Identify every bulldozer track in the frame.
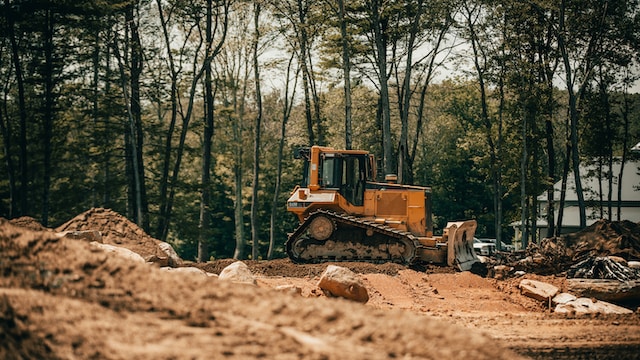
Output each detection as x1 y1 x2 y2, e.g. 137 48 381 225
286 209 422 265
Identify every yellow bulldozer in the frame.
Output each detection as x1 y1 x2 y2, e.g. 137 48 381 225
285 146 479 271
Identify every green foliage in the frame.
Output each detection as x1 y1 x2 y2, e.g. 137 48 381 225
414 82 495 234
0 0 638 255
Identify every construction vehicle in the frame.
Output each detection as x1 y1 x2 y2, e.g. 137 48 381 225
285 146 479 271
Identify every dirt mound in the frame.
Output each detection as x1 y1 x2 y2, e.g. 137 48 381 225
9 216 50 232
0 218 522 360
565 220 640 261
56 207 167 261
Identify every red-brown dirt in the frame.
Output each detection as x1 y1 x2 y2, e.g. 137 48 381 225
2 209 640 360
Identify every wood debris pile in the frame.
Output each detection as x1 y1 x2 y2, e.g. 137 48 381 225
520 219 640 275
567 257 640 281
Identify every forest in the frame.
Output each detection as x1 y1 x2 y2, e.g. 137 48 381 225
0 0 639 261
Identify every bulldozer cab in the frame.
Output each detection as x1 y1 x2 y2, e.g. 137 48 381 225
318 152 371 206
294 146 374 207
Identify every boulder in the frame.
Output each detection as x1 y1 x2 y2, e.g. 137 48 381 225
145 255 170 267
57 230 103 243
317 265 369 303
157 241 183 267
90 241 146 263
554 297 633 315
160 266 208 278
218 261 257 285
552 292 577 306
519 279 559 302
275 285 303 295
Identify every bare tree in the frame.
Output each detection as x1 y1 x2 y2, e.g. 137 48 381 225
112 8 146 231
268 0 324 146
460 1 504 247
155 0 230 243
198 0 225 262
268 53 299 259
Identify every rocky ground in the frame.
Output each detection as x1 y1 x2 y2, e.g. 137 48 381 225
2 208 640 359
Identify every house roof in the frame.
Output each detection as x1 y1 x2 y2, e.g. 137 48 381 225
537 159 640 203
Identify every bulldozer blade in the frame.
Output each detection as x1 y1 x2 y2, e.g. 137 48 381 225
445 220 478 271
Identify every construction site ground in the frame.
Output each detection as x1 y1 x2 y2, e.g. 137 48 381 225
2 209 640 359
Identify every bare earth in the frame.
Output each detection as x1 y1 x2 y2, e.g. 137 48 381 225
2 209 639 360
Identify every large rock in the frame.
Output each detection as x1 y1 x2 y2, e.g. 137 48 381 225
519 279 559 302
157 241 183 267
218 261 257 285
552 292 577 306
554 297 633 315
317 265 369 303
90 242 146 263
160 266 208 278
57 230 103 243
145 254 170 267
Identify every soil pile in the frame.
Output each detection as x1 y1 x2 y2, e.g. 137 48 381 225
9 216 51 232
0 217 521 360
55 207 167 260
564 220 640 261
2 210 640 359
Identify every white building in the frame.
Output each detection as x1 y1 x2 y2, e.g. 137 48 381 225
512 158 640 248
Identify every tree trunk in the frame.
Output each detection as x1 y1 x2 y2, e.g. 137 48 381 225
112 30 144 231
155 0 180 241
125 3 147 230
558 0 586 228
158 0 230 242
103 39 113 207
0 91 17 218
397 0 423 184
545 114 556 238
598 71 613 220
542 34 557 238
556 136 571 237
41 8 54 227
465 3 501 247
91 27 100 207
233 67 248 260
410 22 449 187
7 0 28 216
269 54 298 259
495 41 506 246
233 99 245 259
198 0 215 263
338 0 352 150
296 0 315 146
617 71 632 221
250 1 262 261
371 0 393 176
307 54 324 146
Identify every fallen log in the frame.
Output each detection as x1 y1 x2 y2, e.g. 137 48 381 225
567 256 640 281
567 278 640 303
